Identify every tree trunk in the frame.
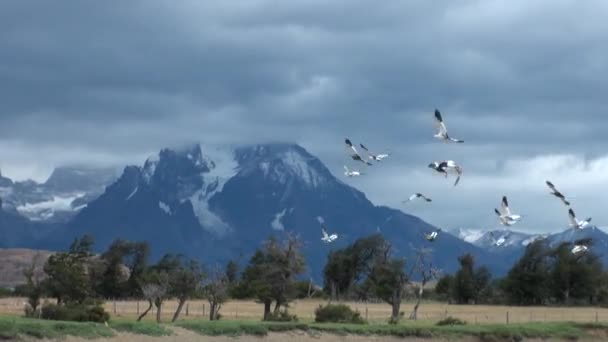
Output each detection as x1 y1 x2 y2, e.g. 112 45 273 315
209 302 222 321
171 298 186 323
410 283 425 320
274 300 281 313
391 301 401 322
330 281 337 303
390 289 401 323
137 299 153 322
263 301 271 321
155 299 162 323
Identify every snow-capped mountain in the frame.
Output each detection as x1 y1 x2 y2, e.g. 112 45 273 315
0 167 118 222
53 143 504 279
448 225 608 267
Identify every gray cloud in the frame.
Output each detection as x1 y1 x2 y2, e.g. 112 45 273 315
1 0 607 232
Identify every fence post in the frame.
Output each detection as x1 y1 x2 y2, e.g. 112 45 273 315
596 311 599 323
113 300 116 314
202 304 206 318
186 303 189 316
137 301 140 315
506 311 509 324
365 307 368 321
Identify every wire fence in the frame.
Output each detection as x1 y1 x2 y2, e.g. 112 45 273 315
2 298 608 324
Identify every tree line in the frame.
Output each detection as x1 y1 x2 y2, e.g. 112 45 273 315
15 233 608 325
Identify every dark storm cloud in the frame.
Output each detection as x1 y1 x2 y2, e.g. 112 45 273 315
1 0 608 231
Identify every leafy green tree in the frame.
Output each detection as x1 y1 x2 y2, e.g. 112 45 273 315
323 234 387 300
42 236 94 305
169 258 205 322
550 240 602 305
452 254 475 304
368 257 408 323
502 240 551 305
241 235 306 320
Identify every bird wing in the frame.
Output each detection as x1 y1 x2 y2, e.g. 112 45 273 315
359 144 369 152
448 136 464 143
321 228 329 239
501 196 511 216
494 208 502 217
344 165 349 173
345 139 359 154
408 194 418 202
419 193 432 202
568 208 578 227
434 110 448 135
546 180 556 192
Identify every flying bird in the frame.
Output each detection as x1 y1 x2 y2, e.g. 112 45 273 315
494 196 521 226
546 181 571 206
568 208 591 230
428 160 463 186
318 217 338 243
433 109 464 143
343 165 362 177
425 228 441 242
571 244 588 256
321 229 338 243
359 144 390 162
404 193 432 203
345 139 372 166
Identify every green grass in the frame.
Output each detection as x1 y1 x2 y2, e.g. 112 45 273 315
175 319 602 340
109 319 172 336
0 315 114 340
1 314 607 341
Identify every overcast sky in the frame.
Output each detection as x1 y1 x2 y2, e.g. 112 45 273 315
1 0 607 233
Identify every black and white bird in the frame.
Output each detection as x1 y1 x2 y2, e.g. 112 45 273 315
494 196 521 226
359 144 390 162
433 109 464 143
428 160 463 186
343 165 362 177
425 228 441 242
345 139 372 166
568 208 591 230
546 181 571 206
571 244 589 256
318 217 338 243
404 193 432 203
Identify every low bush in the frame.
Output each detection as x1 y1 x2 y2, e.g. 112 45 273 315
41 303 110 323
314 304 365 324
265 310 298 322
436 316 467 326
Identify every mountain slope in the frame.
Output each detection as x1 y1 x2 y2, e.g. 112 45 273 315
58 143 503 279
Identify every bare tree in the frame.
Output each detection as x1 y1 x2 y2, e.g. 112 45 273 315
408 248 441 320
203 265 229 321
137 272 169 323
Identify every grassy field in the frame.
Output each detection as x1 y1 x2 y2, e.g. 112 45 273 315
3 297 607 325
3 315 608 341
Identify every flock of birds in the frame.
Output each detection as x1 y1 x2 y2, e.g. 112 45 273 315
318 110 594 256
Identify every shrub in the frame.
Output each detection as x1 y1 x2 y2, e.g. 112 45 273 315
265 310 298 322
41 303 110 323
314 304 365 324
0 287 13 298
436 316 467 326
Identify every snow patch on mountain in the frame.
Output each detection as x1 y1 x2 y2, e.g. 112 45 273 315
449 228 485 243
280 150 325 188
159 201 172 215
271 209 288 231
142 154 159 183
17 194 84 221
126 187 138 201
189 145 238 236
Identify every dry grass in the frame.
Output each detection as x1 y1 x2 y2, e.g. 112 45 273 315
2 297 608 324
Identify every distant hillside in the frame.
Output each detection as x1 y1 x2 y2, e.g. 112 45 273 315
0 248 54 288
